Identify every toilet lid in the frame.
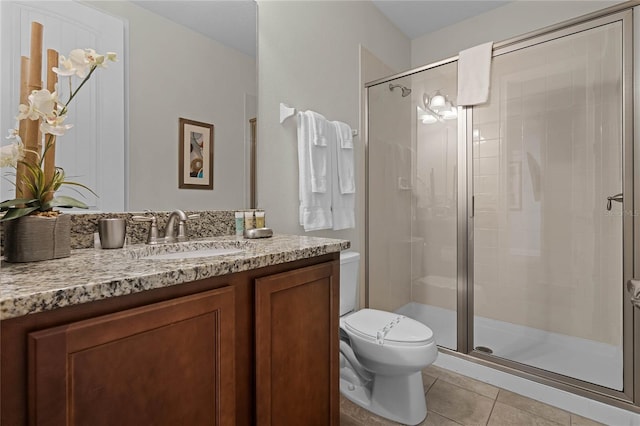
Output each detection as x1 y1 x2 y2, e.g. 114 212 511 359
342 309 434 346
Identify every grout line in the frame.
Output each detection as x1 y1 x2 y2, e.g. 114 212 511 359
486 396 499 426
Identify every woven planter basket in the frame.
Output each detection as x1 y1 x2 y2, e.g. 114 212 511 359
3 214 71 262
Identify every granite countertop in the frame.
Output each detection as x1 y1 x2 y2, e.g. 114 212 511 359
1 234 350 320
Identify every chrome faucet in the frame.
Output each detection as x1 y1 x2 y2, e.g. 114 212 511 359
132 210 200 244
165 209 189 242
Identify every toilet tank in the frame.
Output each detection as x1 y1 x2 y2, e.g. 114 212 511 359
340 251 360 316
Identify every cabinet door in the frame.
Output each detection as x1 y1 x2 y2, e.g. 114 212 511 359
255 261 339 425
28 286 235 426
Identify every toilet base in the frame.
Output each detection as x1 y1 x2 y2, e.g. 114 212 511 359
340 367 427 426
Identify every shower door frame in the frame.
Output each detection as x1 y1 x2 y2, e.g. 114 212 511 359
365 2 639 412
463 8 635 408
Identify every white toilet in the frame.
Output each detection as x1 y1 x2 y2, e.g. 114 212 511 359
339 251 437 425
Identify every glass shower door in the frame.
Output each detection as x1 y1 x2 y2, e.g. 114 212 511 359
368 61 459 351
471 15 628 391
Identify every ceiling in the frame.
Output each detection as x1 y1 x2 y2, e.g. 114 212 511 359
132 1 511 58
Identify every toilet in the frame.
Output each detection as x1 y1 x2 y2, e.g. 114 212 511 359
339 251 437 426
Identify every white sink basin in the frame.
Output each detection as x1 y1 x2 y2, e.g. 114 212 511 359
141 247 244 260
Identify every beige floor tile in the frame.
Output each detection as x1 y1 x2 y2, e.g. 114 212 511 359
419 411 464 426
427 379 495 426
428 365 499 399
488 402 565 426
424 365 443 378
340 395 372 423
340 394 376 424
496 390 570 425
340 394 404 425
423 372 438 393
570 414 606 426
340 412 363 426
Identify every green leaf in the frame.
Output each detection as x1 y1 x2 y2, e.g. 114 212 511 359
41 195 89 210
0 198 38 209
0 207 40 221
62 180 98 197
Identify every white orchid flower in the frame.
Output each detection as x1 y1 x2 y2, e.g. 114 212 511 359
53 48 90 78
84 48 104 67
16 103 39 121
28 89 58 119
0 140 25 168
106 52 118 62
6 125 20 141
41 113 73 136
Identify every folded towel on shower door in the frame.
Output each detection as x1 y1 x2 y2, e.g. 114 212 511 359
297 111 332 231
306 110 330 193
457 41 494 106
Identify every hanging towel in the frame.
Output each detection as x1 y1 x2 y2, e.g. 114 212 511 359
307 110 329 147
335 120 353 149
306 111 329 193
297 111 332 231
457 41 493 106
332 121 355 230
333 121 355 194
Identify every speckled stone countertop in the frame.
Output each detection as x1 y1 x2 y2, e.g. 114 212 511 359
1 234 350 320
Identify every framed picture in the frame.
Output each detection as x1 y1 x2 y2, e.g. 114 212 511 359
179 118 214 190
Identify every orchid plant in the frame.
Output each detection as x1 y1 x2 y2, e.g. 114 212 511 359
0 48 117 221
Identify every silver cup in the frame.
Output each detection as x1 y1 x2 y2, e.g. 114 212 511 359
98 218 126 249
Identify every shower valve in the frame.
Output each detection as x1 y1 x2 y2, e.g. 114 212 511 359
606 192 623 211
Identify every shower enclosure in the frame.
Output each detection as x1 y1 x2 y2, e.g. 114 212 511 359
366 6 637 409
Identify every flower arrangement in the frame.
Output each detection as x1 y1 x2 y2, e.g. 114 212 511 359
0 28 116 222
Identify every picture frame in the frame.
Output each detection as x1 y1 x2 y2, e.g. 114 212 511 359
179 118 214 190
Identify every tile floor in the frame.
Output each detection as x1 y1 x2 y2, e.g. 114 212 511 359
340 365 605 426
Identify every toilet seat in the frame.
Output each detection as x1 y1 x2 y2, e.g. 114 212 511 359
342 309 434 347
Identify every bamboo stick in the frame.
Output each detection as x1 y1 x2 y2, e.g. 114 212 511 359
43 49 58 203
15 56 30 198
21 22 44 200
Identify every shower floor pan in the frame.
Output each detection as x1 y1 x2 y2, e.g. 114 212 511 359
396 302 623 391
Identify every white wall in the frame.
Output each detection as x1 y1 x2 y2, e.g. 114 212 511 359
411 1 623 68
257 0 410 256
88 1 256 211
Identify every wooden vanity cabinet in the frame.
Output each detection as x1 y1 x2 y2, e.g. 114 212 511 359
1 253 339 426
28 286 236 426
255 261 340 426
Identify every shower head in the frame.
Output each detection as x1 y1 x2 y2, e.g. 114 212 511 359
389 83 411 97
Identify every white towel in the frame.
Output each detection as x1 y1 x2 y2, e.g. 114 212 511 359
297 111 332 231
457 41 493 106
335 120 353 148
333 121 355 194
332 121 355 230
306 111 329 193
307 110 328 146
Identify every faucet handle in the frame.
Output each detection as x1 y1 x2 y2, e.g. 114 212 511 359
173 214 199 242
132 215 159 244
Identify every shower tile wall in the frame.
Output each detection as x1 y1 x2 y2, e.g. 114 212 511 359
472 23 623 348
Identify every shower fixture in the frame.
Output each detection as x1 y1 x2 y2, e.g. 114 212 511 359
389 83 412 97
418 90 457 124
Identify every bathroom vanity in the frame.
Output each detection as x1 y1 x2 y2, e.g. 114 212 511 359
0 234 348 425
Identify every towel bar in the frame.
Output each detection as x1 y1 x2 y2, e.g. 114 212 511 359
279 102 358 137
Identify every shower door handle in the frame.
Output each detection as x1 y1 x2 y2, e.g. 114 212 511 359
627 280 640 308
606 193 623 211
